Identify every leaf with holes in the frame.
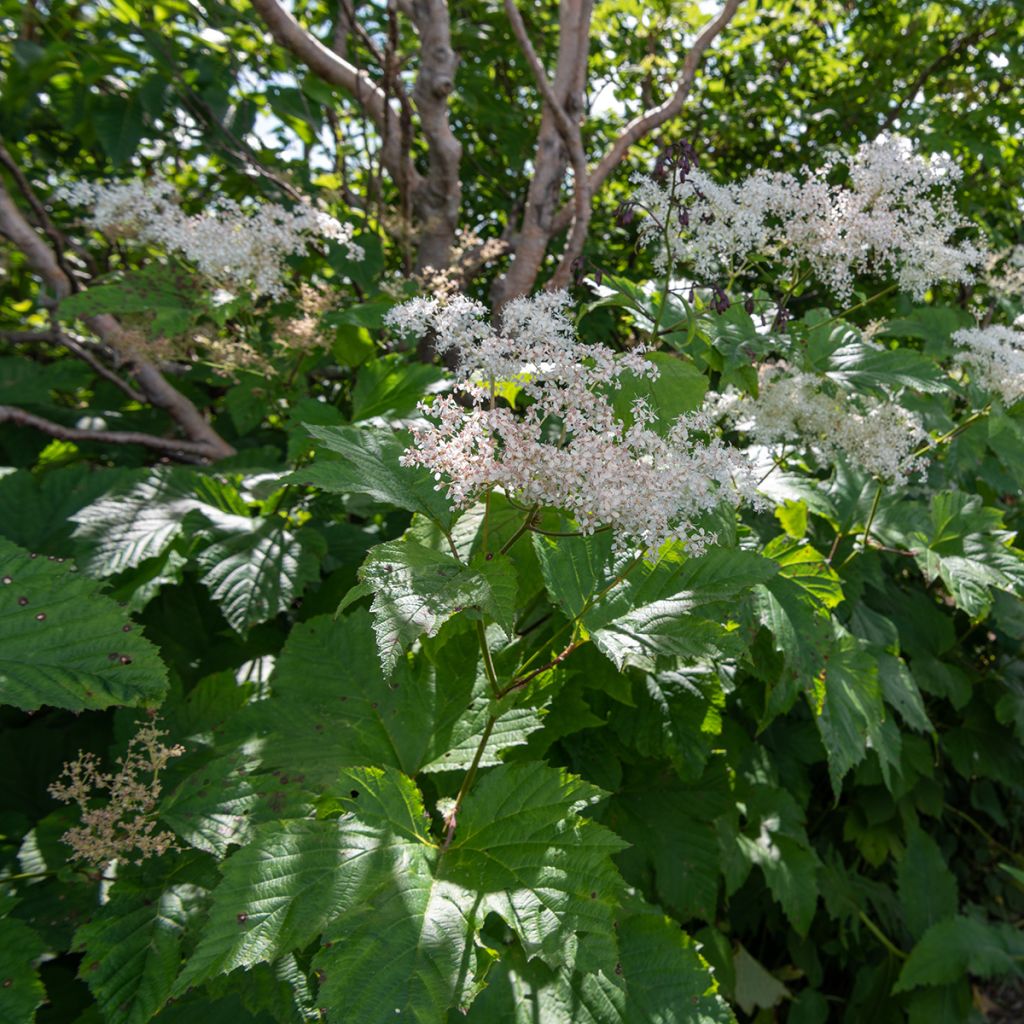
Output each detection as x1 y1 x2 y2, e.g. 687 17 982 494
0 536 167 711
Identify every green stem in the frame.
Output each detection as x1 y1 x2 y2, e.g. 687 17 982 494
3 870 54 882
858 910 907 960
499 504 539 556
944 803 1024 866
913 406 991 458
840 482 882 568
475 620 501 698
442 715 495 850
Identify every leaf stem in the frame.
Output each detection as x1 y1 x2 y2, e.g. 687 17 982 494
442 715 495 850
475 620 501 698
858 910 907 960
840 482 882 568
913 405 991 459
499 504 539 555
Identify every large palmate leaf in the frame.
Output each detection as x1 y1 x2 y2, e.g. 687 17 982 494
824 339 947 395
894 915 1024 993
345 539 517 673
464 909 734 1024
351 355 447 422
194 519 323 633
877 491 1024 618
177 763 627 1023
815 625 900 795
0 536 167 711
70 468 245 577
610 352 708 431
293 424 456 529
243 612 540 787
75 883 205 1024
0 918 46 1024
534 533 776 670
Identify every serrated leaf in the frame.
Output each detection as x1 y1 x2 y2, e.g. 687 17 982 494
0 536 168 711
464 909 734 1024
70 468 241 578
825 340 946 395
351 355 447 422
897 825 958 942
534 534 775 670
815 625 899 796
291 425 455 529
351 539 517 673
733 944 790 1016
894 915 1024 992
0 918 46 1024
249 612 540 784
610 352 708 433
75 884 203 1024
194 520 323 633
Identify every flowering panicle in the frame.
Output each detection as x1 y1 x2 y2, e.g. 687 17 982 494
48 720 184 869
953 324 1024 406
58 179 363 298
630 134 981 300
386 291 758 554
714 369 928 485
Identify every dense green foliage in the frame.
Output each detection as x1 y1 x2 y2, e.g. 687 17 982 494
1 2 1023 1022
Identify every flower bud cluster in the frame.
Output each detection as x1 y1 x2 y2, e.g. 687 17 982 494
631 135 981 300
386 291 758 554
953 324 1024 406
48 720 184 869
713 369 928 485
58 179 363 298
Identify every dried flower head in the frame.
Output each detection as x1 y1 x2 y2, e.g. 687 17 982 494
48 720 185 869
58 179 363 299
631 134 982 300
386 291 759 554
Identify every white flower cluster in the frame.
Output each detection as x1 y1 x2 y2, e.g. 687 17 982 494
386 291 759 554
715 370 928 485
632 134 981 300
58 179 363 298
953 324 1024 406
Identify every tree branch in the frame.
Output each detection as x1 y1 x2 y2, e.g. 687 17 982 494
550 0 740 238
503 0 591 290
249 0 420 194
1 327 146 403
0 180 235 460
491 0 594 309
0 405 214 462
404 0 463 272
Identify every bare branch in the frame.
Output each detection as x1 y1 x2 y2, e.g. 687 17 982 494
0 180 235 459
503 0 591 290
249 0 420 192
491 0 594 309
2 326 146 403
0 405 214 463
404 0 463 271
550 0 741 237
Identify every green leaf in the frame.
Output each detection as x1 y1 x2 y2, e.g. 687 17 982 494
349 539 517 674
249 612 540 785
0 918 46 1024
194 520 323 633
534 534 775 670
815 625 899 795
464 909 734 1024
894 915 1024 992
181 764 628 1023
70 468 232 578
897 825 958 942
351 355 447 422
824 340 947 395
0 536 168 711
732 944 790 1016
59 265 202 337
292 425 456 530
610 352 708 432
75 883 203 1024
